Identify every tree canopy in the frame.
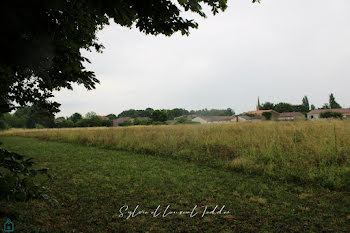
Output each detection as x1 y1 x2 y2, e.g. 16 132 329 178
329 93 341 109
1 0 230 115
260 97 310 114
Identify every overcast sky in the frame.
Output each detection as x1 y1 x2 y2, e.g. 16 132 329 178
54 0 350 117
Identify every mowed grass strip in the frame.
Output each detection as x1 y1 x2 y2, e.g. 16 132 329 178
0 137 349 232
1 120 350 190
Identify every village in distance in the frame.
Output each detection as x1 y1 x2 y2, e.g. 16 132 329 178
1 93 348 130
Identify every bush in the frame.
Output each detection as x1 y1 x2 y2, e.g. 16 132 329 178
0 143 55 202
133 118 150 126
0 120 8 130
101 119 112 127
246 113 257 117
35 123 45 129
262 112 272 120
320 111 343 119
119 120 133 126
151 110 168 122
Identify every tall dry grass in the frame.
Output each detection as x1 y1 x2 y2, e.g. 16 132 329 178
1 120 350 190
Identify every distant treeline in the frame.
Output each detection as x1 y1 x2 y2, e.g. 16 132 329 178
0 106 112 130
259 94 342 114
0 106 234 129
0 105 56 130
118 108 234 119
0 94 342 130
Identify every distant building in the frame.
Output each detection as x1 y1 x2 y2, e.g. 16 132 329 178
97 115 109 120
54 119 64 124
277 112 305 121
245 110 280 120
174 115 197 121
307 108 350 120
236 115 263 122
192 116 235 124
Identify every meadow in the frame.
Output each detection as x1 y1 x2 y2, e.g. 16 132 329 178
1 120 350 232
0 136 349 232
1 120 350 191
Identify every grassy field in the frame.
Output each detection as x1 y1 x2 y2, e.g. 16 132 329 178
0 136 349 232
1 120 350 191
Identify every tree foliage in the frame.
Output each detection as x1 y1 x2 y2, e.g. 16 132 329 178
260 102 274 110
320 111 343 119
321 103 330 109
151 110 168 122
106 114 117 120
118 109 154 118
260 96 310 113
0 143 55 202
329 93 341 109
262 112 272 120
189 108 235 116
302 96 310 111
68 113 83 123
1 0 228 114
118 108 235 120
0 104 55 129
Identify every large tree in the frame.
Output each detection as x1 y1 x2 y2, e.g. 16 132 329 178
260 102 275 110
0 0 233 114
329 93 341 109
302 96 310 112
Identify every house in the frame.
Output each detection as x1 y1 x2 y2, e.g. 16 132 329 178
245 110 280 119
192 116 235 124
113 117 133 126
174 115 197 121
236 115 263 122
277 112 305 121
97 115 109 120
307 108 350 120
54 119 64 124
236 115 251 122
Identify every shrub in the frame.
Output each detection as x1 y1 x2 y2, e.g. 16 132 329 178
119 120 133 126
320 111 343 119
262 112 272 120
0 143 55 202
35 123 45 129
0 120 8 130
246 114 257 117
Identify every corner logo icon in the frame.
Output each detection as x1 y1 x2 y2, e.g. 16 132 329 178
3 219 14 232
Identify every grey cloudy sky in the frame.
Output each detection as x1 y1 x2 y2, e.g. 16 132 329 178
54 0 350 117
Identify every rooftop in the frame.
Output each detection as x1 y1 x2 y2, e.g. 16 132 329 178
279 112 305 117
308 108 350 114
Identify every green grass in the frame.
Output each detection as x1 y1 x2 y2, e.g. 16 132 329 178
1 120 350 191
1 136 349 232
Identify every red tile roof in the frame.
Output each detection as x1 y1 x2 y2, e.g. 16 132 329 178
246 110 279 115
97 115 109 120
